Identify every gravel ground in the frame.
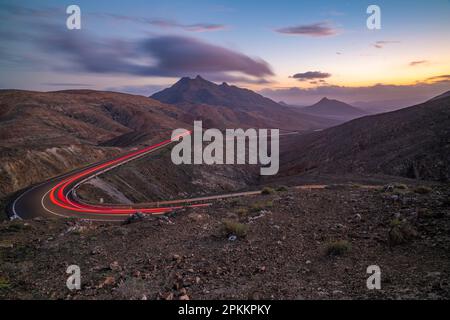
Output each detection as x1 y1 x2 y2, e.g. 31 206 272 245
0 184 449 300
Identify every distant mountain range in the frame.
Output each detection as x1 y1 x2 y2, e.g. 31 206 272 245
278 91 450 182
151 75 338 130
299 97 368 121
2 80 448 200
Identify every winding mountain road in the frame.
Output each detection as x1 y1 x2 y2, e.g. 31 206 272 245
7 130 213 222
7 129 328 222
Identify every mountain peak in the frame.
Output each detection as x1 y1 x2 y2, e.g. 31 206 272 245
171 75 214 91
151 75 283 110
302 97 367 120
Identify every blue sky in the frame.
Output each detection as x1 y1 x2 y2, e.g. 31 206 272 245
0 0 449 105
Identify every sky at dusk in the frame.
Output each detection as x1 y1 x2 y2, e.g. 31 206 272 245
0 0 449 106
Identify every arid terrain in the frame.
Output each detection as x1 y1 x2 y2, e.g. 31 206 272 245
0 82 449 300
1 183 449 299
0 89 186 199
1 0 449 305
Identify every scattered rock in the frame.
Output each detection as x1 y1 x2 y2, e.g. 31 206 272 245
133 270 141 278
188 213 206 222
109 261 121 271
99 276 116 288
123 212 145 225
0 241 13 249
161 292 174 300
172 254 182 262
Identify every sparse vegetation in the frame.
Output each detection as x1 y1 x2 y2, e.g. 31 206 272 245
413 186 432 194
390 218 402 227
235 208 248 217
275 185 288 192
393 183 408 190
261 187 275 195
0 240 13 249
263 200 273 207
222 219 248 237
0 276 11 291
250 200 273 212
389 226 405 245
325 240 351 256
388 219 418 246
2 221 32 233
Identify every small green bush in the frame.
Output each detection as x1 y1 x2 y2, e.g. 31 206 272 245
276 186 289 192
390 218 402 227
388 220 418 246
261 187 275 195
389 227 405 245
0 277 11 291
222 219 248 237
325 240 351 256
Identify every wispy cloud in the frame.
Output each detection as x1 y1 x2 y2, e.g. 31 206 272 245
426 74 450 83
94 13 227 32
291 71 331 81
1 4 227 33
373 40 400 49
275 22 339 37
409 60 428 66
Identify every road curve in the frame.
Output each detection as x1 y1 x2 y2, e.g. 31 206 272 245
7 129 331 222
7 130 211 222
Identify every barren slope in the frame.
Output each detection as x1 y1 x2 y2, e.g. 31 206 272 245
0 90 187 198
278 95 450 182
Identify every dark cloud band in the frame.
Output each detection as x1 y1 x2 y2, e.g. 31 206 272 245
38 29 273 81
291 71 331 81
275 22 338 37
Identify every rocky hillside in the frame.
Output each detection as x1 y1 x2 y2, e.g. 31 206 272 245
0 90 187 198
278 94 450 182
